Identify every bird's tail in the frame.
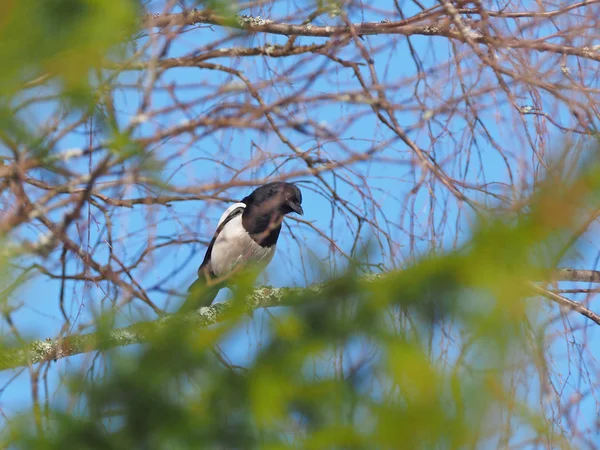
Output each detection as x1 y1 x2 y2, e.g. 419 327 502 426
177 278 220 314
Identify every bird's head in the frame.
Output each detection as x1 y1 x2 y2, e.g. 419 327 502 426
243 182 304 216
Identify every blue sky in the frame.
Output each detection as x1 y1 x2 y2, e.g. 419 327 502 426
1 0 598 446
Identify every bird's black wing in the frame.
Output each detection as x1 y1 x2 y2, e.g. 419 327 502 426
179 206 245 313
197 205 245 278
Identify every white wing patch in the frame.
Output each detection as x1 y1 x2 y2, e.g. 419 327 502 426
217 202 246 228
210 208 276 278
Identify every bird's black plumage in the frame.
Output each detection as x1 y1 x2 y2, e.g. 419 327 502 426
241 181 303 246
179 182 303 313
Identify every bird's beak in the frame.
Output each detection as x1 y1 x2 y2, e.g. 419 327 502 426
287 201 304 215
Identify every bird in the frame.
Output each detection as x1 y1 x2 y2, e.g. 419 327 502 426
179 181 304 313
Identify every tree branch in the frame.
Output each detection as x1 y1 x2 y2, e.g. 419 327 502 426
0 285 304 372
143 10 600 63
554 268 600 284
3 268 600 372
529 283 600 326
143 10 447 37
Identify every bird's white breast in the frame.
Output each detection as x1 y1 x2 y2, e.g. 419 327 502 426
210 212 276 278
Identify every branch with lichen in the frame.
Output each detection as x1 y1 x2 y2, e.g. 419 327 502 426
143 9 451 38
142 9 600 63
1 268 599 372
0 285 306 372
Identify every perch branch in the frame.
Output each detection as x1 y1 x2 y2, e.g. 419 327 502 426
1 268 599 372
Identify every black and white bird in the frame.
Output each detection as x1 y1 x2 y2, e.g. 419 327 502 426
179 181 304 313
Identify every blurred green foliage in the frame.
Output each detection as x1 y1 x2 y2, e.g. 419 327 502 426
1 0 599 448
10 148 600 448
0 0 138 96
